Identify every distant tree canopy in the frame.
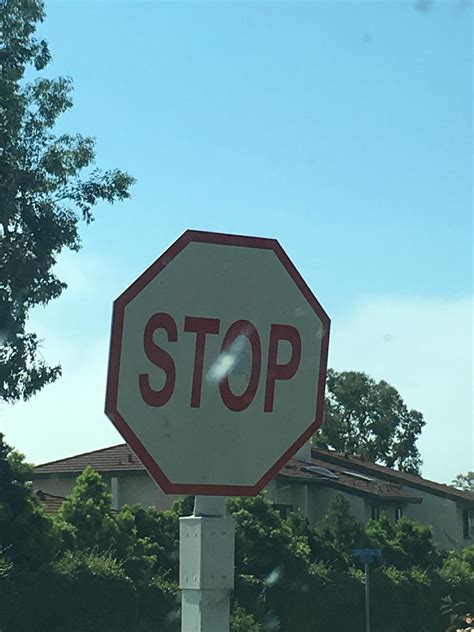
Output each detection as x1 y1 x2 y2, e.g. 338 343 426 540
0 0 134 403
452 472 474 493
314 369 425 474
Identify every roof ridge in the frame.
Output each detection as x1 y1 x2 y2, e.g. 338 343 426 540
312 447 474 501
35 443 128 468
36 489 67 501
283 460 422 502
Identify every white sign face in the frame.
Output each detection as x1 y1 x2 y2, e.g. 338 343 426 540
105 231 330 496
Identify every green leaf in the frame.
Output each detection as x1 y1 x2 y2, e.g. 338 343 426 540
0 0 134 403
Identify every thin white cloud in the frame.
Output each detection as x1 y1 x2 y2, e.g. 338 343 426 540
1 250 123 464
1 335 120 465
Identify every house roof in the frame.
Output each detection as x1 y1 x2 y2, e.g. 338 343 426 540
312 447 474 505
281 456 422 503
35 490 66 514
34 443 145 476
34 443 473 505
35 489 119 515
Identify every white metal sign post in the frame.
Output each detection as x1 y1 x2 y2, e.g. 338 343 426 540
180 496 234 631
105 230 330 631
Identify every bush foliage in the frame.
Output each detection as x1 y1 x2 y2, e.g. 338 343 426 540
0 434 473 631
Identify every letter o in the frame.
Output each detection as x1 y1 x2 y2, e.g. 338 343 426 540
219 320 261 412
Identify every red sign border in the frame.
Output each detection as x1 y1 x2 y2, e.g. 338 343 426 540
105 229 330 496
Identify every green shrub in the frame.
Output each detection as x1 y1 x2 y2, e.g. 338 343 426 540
0 552 136 632
231 605 262 632
134 575 180 632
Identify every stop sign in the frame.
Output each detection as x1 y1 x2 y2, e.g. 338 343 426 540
105 230 330 496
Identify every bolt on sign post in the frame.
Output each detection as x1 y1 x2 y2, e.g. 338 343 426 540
105 230 330 631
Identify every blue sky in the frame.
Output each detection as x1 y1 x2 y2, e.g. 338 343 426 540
3 0 472 483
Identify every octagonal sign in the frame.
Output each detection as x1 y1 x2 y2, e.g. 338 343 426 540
105 230 330 496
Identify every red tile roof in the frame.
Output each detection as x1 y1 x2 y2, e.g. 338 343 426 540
36 490 66 514
34 444 145 476
35 489 119 515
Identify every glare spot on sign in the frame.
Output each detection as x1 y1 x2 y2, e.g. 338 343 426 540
165 608 180 623
264 565 283 586
207 352 236 382
263 611 281 631
207 335 247 383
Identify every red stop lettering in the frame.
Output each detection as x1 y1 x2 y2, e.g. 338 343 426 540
219 320 262 412
139 313 177 407
264 324 301 413
138 314 302 412
184 316 220 408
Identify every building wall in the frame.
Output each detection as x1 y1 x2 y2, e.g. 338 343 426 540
33 477 77 499
263 478 278 502
403 488 464 549
266 479 465 550
291 484 309 515
270 478 292 505
264 481 371 526
118 474 178 510
307 486 369 525
33 473 178 512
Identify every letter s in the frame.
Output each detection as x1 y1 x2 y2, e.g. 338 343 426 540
139 313 177 407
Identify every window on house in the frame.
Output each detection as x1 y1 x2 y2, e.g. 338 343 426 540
303 466 339 480
463 510 474 539
274 503 293 520
342 470 375 482
371 505 380 520
395 506 403 522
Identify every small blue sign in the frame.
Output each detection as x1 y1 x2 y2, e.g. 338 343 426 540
352 549 382 557
352 548 382 564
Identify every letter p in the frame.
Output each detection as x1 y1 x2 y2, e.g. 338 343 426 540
264 324 302 413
